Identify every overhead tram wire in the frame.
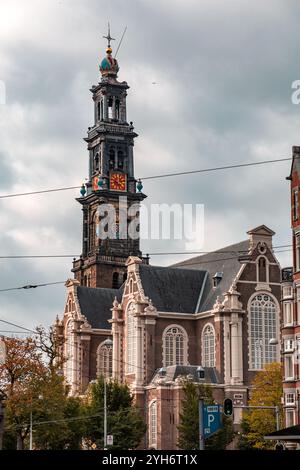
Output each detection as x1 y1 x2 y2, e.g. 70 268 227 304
0 281 65 292
0 156 294 200
0 243 293 260
0 247 293 293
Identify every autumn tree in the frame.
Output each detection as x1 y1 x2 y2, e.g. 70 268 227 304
83 377 146 450
0 336 45 449
238 362 283 450
1 331 83 450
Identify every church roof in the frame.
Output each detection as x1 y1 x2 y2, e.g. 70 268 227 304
74 239 250 327
173 239 249 312
76 286 122 329
139 264 207 313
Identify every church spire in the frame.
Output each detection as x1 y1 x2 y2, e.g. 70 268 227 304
100 23 119 78
103 22 115 48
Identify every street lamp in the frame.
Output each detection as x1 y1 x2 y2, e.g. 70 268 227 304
102 338 113 450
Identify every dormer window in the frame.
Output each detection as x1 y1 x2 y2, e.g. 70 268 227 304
213 272 223 287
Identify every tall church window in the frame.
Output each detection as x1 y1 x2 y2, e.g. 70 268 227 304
126 303 136 373
149 401 157 448
163 325 188 367
97 340 113 378
249 294 278 370
97 102 101 121
108 97 113 119
115 99 120 120
65 321 73 385
202 324 215 367
89 211 97 252
258 257 267 283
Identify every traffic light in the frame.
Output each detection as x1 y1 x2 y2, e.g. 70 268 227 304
223 398 233 417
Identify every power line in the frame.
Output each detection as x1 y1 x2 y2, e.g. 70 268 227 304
0 247 292 293
0 185 80 200
0 244 292 260
0 281 65 292
0 318 36 334
140 157 293 181
0 156 293 200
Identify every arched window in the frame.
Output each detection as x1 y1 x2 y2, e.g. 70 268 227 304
89 211 97 252
117 150 124 170
108 97 113 119
109 147 115 169
149 401 157 448
94 152 99 172
65 321 73 385
202 324 215 367
258 256 268 283
126 303 136 373
97 340 113 378
249 294 278 369
112 272 119 289
163 325 188 367
115 98 120 120
97 102 101 121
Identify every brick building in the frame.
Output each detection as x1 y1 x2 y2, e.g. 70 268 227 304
55 35 282 448
281 146 300 428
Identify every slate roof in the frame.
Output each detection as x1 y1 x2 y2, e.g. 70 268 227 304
74 239 249 328
151 365 220 384
173 240 249 312
77 286 122 329
139 264 207 313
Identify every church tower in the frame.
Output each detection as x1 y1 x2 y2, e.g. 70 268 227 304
72 28 148 289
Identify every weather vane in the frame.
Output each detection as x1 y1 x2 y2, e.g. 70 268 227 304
103 22 115 48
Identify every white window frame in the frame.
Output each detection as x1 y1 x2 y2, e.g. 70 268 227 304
284 339 294 352
283 302 293 326
202 323 215 367
285 408 295 427
296 287 300 325
65 320 74 385
285 393 295 405
248 293 279 370
97 341 113 378
282 286 293 299
162 325 188 367
126 303 136 374
149 400 157 448
284 355 294 380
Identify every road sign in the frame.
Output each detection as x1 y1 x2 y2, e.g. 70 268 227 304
107 435 113 446
203 405 222 438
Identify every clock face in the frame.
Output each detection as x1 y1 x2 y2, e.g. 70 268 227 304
110 172 126 191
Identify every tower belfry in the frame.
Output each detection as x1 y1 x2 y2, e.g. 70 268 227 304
72 28 148 289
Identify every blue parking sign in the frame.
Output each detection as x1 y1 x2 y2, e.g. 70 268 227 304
203 405 222 438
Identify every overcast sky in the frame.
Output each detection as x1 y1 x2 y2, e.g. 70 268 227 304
0 0 299 330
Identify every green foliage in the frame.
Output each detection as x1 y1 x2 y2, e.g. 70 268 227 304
83 377 146 450
177 380 234 450
237 363 283 450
